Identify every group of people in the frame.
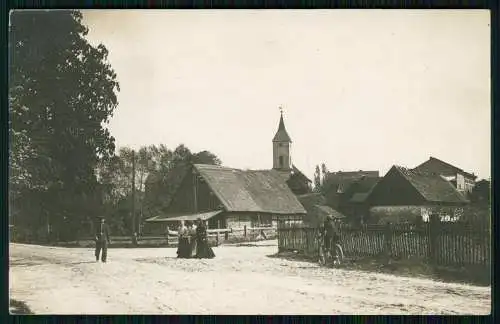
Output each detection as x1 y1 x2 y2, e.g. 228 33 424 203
176 218 215 259
93 217 215 262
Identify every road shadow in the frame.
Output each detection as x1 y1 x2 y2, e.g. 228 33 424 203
10 259 98 267
10 299 33 314
267 252 491 287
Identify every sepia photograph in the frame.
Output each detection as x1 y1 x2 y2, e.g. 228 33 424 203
8 9 491 315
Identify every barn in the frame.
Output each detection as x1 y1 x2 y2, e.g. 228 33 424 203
145 164 306 232
365 165 469 224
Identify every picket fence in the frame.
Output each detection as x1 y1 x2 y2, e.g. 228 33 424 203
277 222 491 267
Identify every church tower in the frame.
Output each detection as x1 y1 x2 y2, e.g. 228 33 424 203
272 108 292 171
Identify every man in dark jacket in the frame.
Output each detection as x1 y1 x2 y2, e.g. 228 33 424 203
322 215 339 254
95 217 111 262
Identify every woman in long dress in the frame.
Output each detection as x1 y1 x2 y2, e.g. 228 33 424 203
187 221 197 258
176 220 190 258
195 219 215 259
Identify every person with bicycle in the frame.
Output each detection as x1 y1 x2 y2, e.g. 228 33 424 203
321 215 341 264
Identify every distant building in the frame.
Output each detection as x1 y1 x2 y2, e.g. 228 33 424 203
365 165 469 224
321 170 380 223
297 192 345 227
413 156 477 194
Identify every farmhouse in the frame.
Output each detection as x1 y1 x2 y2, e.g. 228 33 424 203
145 111 309 231
365 165 469 224
146 164 306 230
413 156 477 194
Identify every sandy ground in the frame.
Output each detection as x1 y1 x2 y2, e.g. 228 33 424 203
9 241 491 315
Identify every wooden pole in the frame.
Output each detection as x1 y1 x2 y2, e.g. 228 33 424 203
132 150 137 245
193 170 198 213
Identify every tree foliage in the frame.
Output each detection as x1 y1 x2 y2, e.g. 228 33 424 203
313 165 321 192
96 144 222 236
9 10 119 241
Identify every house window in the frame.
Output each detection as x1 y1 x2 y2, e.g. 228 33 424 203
337 183 344 193
279 156 284 168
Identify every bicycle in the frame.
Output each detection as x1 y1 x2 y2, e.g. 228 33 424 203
318 234 344 267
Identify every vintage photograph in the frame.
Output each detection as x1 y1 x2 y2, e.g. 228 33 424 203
9 9 491 315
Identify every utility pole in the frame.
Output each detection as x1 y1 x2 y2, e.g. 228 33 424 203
132 150 137 245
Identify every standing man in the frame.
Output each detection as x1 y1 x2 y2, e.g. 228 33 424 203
95 217 111 262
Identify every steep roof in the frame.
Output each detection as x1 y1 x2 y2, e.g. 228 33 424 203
297 192 327 207
323 170 380 194
314 205 346 219
393 165 469 204
414 156 476 179
350 192 371 203
292 165 312 183
193 164 306 214
272 113 292 142
297 193 345 225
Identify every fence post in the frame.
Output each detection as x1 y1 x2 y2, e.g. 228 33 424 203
225 229 229 241
244 225 247 237
216 232 219 246
428 214 440 265
384 222 393 262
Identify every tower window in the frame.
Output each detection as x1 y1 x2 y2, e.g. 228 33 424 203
279 156 284 168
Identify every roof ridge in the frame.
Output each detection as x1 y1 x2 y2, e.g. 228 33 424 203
430 156 464 172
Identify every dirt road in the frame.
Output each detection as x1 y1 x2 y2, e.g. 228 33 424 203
9 242 490 315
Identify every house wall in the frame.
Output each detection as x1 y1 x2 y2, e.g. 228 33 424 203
464 177 475 193
456 173 466 193
273 142 291 170
225 212 274 230
166 167 222 214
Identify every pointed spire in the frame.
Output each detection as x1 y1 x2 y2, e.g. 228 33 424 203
273 106 292 142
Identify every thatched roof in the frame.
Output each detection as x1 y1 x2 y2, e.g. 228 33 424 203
393 166 469 204
194 164 306 214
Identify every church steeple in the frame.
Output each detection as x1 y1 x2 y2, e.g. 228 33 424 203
272 107 292 171
273 107 292 143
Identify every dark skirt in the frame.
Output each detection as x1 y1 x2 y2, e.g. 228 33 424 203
189 235 197 258
177 237 191 258
195 238 215 259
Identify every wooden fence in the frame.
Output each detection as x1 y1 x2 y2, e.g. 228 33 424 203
277 222 491 267
79 225 277 248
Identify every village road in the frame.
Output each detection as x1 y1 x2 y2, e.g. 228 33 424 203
9 241 490 315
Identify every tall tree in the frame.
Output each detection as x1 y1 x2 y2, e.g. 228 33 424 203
313 165 321 192
9 10 119 241
321 163 329 185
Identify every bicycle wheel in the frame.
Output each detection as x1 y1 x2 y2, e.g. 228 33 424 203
334 244 344 265
318 244 326 265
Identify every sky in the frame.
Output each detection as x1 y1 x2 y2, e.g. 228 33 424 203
82 10 491 181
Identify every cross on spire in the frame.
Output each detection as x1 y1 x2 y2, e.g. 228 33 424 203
279 105 283 116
